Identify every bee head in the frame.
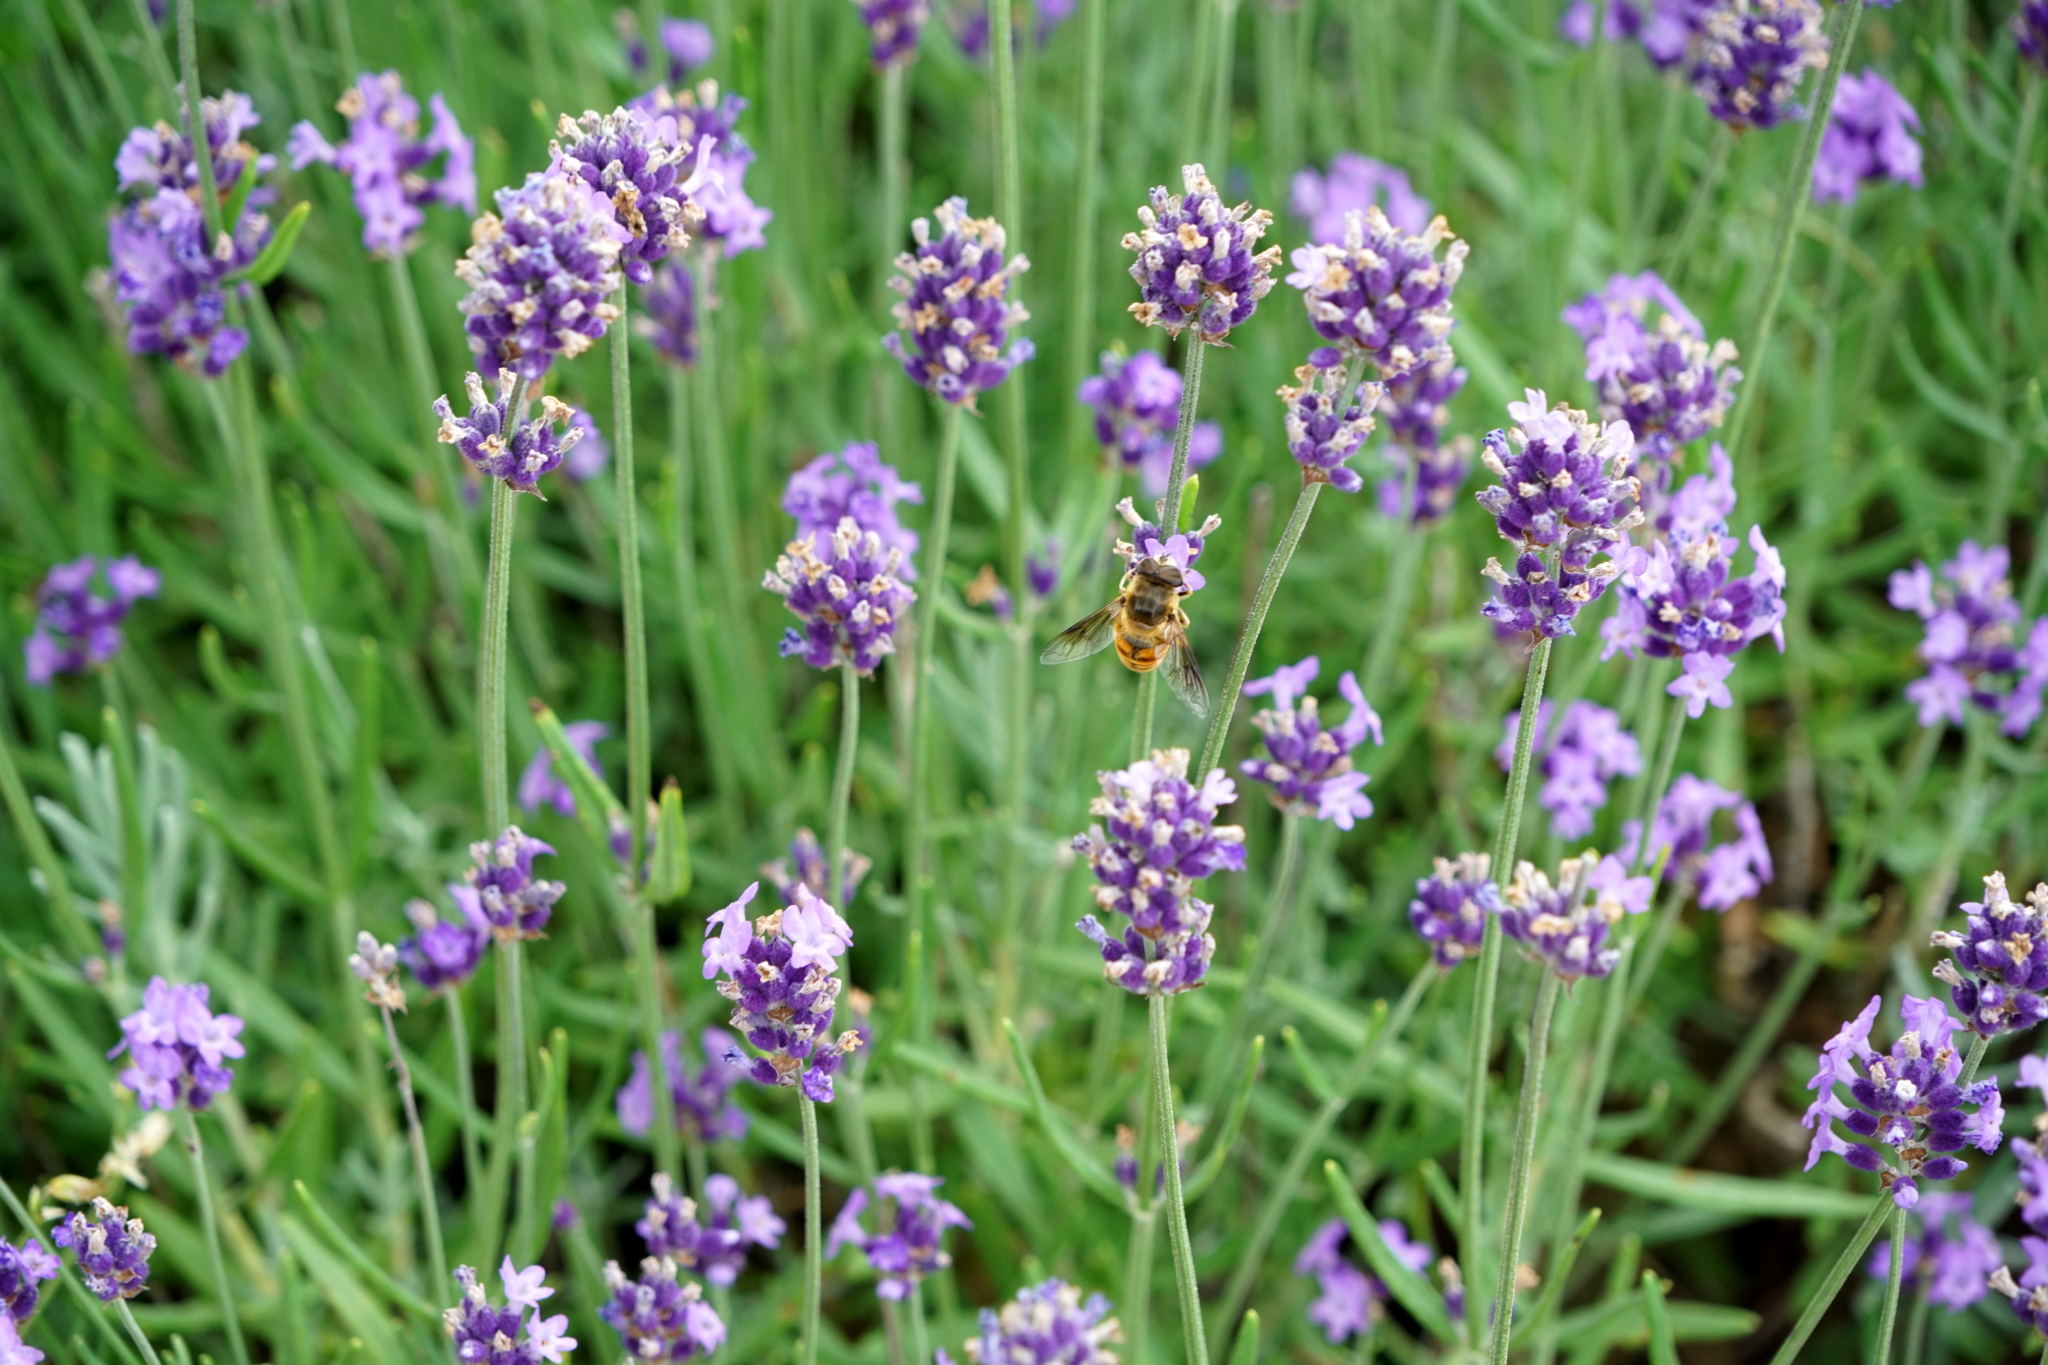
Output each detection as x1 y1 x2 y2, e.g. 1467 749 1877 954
1134 556 1184 589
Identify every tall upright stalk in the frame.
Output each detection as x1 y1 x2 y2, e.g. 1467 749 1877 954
1160 343 1208 534
446 989 485 1212
114 1300 168 1365
799 1094 825 1365
1628 696 1688 873
179 1109 251 1365
612 296 652 876
664 365 741 833
379 1004 450 1294
1873 1204 1907 1365
1485 972 1561 1365
1124 1205 1158 1365
1196 478 1322 777
1060 0 1108 472
1148 994 1209 1365
878 61 909 454
1766 1195 1891 1365
1361 462 1423 699
829 661 861 910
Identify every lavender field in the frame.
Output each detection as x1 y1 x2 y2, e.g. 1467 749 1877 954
2 0 2046 1360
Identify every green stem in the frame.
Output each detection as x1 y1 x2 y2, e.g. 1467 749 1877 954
481 937 529 1263
637 889 680 1183
800 1094 824 1365
1623 872 1692 1025
1899 1286 1929 1365
478 454 524 835
1160 342 1207 537
125 0 177 110
380 1005 450 1295
665 364 742 835
613 292 652 881
1872 1204 1907 1365
1485 973 1561 1365
1959 1033 1990 1091
1204 0 1238 170
1131 672 1159 763
101 683 151 964
1461 634 1553 1333
1124 1205 1158 1365
179 1108 250 1365
1061 0 1107 472
1149 994 1210 1365
907 1277 934 1365
115 1299 168 1365
829 661 861 910
1628 695 1688 873
1362 481 1423 699
878 60 908 454
446 988 484 1218
1663 124 1731 283
1195 479 1323 777
177 0 222 242
1765 1195 1891 1365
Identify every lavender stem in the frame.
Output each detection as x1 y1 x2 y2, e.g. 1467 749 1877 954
1149 993 1210 1365
1484 971 1561 1365
114 1298 168 1365
179 1108 250 1365
379 1005 450 1294
799 1093 824 1365
1765 1195 1889 1365
829 661 861 910
612 290 651 880
665 363 742 834
446 988 484 1213
1159 341 1207 537
907 1276 934 1365
1873 1204 1907 1365
1124 1205 1157 1365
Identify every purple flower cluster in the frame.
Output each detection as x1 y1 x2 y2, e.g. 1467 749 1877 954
1073 748 1246 996
1561 271 1740 463
551 106 715 286
762 828 873 910
1930 872 2048 1038
1277 354 1385 492
0 1237 59 1324
633 1172 783 1286
1624 774 1774 910
883 197 1033 404
1496 700 1642 841
765 516 917 675
828 1172 973 1300
1239 657 1384 829
563 409 609 482
1294 1218 1448 1344
23 555 160 686
639 261 699 365
1291 153 1431 243
398 896 490 994
1408 852 1500 970
852 0 931 64
782 441 923 579
2020 3 2048 74
1866 1193 2000 1311
109 91 276 376
600 1257 723 1362
1496 853 1653 981
1374 346 1471 524
953 1280 1120 1365
434 370 588 495
617 1028 752 1143
701 882 863 1102
635 84 772 257
108 976 245 1111
518 719 607 816
622 14 714 83
444 1260 576 1364
286 72 474 254
1077 350 1222 497
451 827 565 942
1113 498 1223 598
455 171 629 380
1562 0 1711 65
1559 0 1643 45
1474 391 1643 640
1691 0 1829 130
1286 208 1469 382
1123 164 1282 344
1813 70 1923 204
1991 1241 2048 1339
52 1200 154 1302
1889 540 2048 737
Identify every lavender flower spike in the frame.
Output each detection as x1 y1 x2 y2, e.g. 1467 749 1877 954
108 976 246 1111
1496 700 1642 841
1990 1238 2048 1339
702 882 864 1101
434 369 587 496
852 0 931 64
52 1199 155 1301
1285 206 1469 382
600 1255 725 1361
616 1028 753 1143
551 105 717 285
22 555 160 686
632 1172 770 1286
450 826 566 942
1691 0 1829 131
1113 497 1223 598
1078 350 1223 497
630 84 773 257
1932 872 2048 1038
1561 271 1740 463
1123 164 1282 344
1495 852 1653 981
286 72 475 254
1408 853 1501 970
765 516 917 675
0 1234 60 1324
782 441 923 579
956 1280 1120 1365
398 896 489 994
883 197 1033 405
1375 346 1472 524
1290 152 1432 243
1813 69 1923 204
444 1262 577 1364
1277 354 1384 492
455 171 629 380
638 261 699 366
1888 540 2048 737
827 1172 974 1300
1240 656 1384 828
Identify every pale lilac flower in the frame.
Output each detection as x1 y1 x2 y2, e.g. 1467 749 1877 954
1240 657 1384 828
434 370 588 495
518 719 608 815
1561 272 1739 463
0 1313 42 1365
702 883 863 1101
782 441 923 579
0 1235 60 1324
564 409 609 482
446 1263 578 1364
1495 852 1652 981
1278 352 1384 492
287 72 474 254
638 260 698 365
1813 69 1923 203
1375 347 1471 524
451 826 565 942
398 896 489 994
551 105 717 286
1990 1235 2048 1336
1293 1218 1448 1343
1124 164 1281 344
456 172 629 380
617 1028 752 1143
885 197 1032 403
1077 350 1222 497
1866 1192 2001 1311
1559 0 1643 45
762 829 873 910
22 555 159 686
1889 541 2048 737
109 976 245 1111
828 1172 973 1300
623 15 715 82
1290 153 1431 242
631 83 773 257
766 516 916 675
1495 700 1642 841
1409 852 1500 970
852 0 930 63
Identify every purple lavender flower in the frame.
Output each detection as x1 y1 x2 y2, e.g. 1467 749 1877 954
398 896 490 994
1691 0 1829 130
617 1028 753 1143
1813 69 1923 204
1074 747 1246 996
1239 657 1384 828
1866 1193 2001 1311
1889 541 2048 737
286 72 474 254
828 1172 973 1300
455 171 629 380
600 1257 723 1362
1278 354 1385 492
1077 351 1222 497
552 105 717 285
765 516 917 675
451 827 565 942
1375 346 1471 523
701 882 863 1101
1618 773 1774 909
1495 853 1652 981
108 976 245 1111
2019 2 2048 74
1123 164 1282 344
1561 272 1740 463
22 555 160 686
1474 391 1643 640
631 83 773 257
1991 1237 2048 1338
1559 0 1644 46
563 409 610 482
1112 497 1223 598
433 370 588 495
884 197 1033 404
0 1311 41 1365
52 1200 154 1302
1293 1218 1449 1343
1286 208 1469 382
632 1172 777 1286
1802 995 2004 1210
0 1237 60 1324
762 829 873 909
115 89 273 203
622 16 715 83
1640 0 1714 65
782 441 923 579
638 260 699 365
852 0 931 64
1931 872 2048 1038
702 1174 785 1282
954 1281 1120 1365
1290 153 1432 243
1409 853 1500 970
1028 540 1060 598
446 1261 577 1364
518 719 608 815
2017 1137 2048 1234
1495 700 1642 841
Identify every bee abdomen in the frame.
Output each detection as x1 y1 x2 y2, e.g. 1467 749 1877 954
1116 637 1164 673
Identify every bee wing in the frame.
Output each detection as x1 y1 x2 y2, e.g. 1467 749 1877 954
1163 627 1209 718
1039 601 1121 665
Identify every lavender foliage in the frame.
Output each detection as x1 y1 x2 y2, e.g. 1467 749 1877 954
702 882 863 1101
1123 164 1281 343
883 197 1033 403
1239 656 1384 828
286 72 474 254
23 555 159 686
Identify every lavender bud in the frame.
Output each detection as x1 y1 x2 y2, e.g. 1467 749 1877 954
958 1281 1119 1365
616 1028 753 1144
287 72 474 255
2020 3 2048 75
1495 852 1653 981
1561 271 1739 464
433 369 586 495
1277 354 1383 492
883 197 1033 404
21 556 160 687
852 0 932 64
445 1262 577 1363
701 883 861 1102
449 826 564 943
1239 657 1383 828
551 105 716 285
455 172 629 380
1935 872 2048 1038
1077 350 1222 497
765 517 917 675
1408 853 1499 970
52 1199 155 1301
1123 164 1280 344
1690 0 1829 131
762 829 873 910
1285 206 1468 382
1290 153 1431 244
397 897 489 995
637 260 699 366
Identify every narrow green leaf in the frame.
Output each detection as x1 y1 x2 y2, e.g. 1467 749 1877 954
1322 1161 1456 1345
1513 1207 1600 1344
1177 474 1201 530
277 1215 408 1363
1183 1033 1262 1201
1641 1271 1677 1365
1280 1025 1337 1104
645 777 691 903
1002 1019 1126 1206
189 799 328 905
1584 1154 1874 1220
289 1183 440 1324
530 701 628 853
1225 1309 1258 1365
233 201 312 286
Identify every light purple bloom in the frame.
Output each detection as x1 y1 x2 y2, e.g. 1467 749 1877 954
22 555 160 686
1559 0 1644 46
1496 700 1642 841
287 72 474 254
0 1235 60 1324
782 441 923 580
1293 1217 1447 1344
1077 350 1222 497
633 1171 778 1286
1113 497 1223 597
1375 347 1471 524
1930 871 2048 1038
449 826 565 942
1409 852 1500 970
1240 657 1384 828
632 83 773 257
518 719 607 815
1286 208 1468 382
954 1281 1119 1365
1561 272 1739 463
51 1199 154 1303
827 1172 973 1300
1641 0 1714 66
1691 0 1829 130
1495 853 1651 981
638 260 698 365
0 1313 42 1365
1619 773 1772 908
561 409 610 482
766 516 917 675
762 828 873 910
617 1028 753 1144
1866 1193 2001 1311
434 370 588 495
1124 164 1281 344
1813 69 1923 203
1278 353 1385 493
397 896 490 994
885 197 1033 403
455 171 629 380
702 882 863 1102
551 105 717 287
108 976 245 1111
446 1262 578 1365
1290 153 1432 242
1990 1235 2048 1336
852 0 930 64
1889 541 2048 737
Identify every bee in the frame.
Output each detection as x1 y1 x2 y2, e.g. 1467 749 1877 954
1040 556 1209 717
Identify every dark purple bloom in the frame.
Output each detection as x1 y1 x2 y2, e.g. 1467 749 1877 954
451 827 565 942
1559 0 1644 46
445 1261 577 1364
108 976 245 1111
1867 1193 2000 1310
1028 540 1061 598
1278 352 1385 493
1496 700 1641 842
1691 0 1829 130
762 829 873 910
1240 657 1383 828
1475 392 1643 640
1931 872 2048 1038
828 1172 973 1300
433 370 588 495
1294 1218 1442 1344
551 105 717 285
600 1258 723 1362
22 555 159 686
618 1027 753 1144
1074 747 1245 996
884 197 1033 404
455 171 629 380
782 441 923 579
632 1171 780 1286
0 1236 60 1324
1889 541 2048 737
398 896 489 994
287 72 474 254
1561 271 1740 463
1286 207 1468 382
2020 2 2048 74
1409 853 1500 970
1113 497 1223 598
765 516 917 675
630 84 772 257
702 883 863 1102
954 1281 1119 1365
1077 350 1222 497
1291 153 1431 243
1813 69 1923 203
638 260 699 365
1496 853 1652 981
1124 164 1282 344
52 1200 154 1303
1802 995 2004 1210
518 719 607 815
852 0 930 64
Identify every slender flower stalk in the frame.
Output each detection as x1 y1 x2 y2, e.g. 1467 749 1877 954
1196 479 1320 776
1486 973 1560 1365
179 1109 250 1365
1766 1195 1892 1364
908 1278 934 1365
800 1094 824 1365
1123 1205 1157 1365
349 934 450 1295
829 661 862 909
447 990 485 1203
664 363 742 834
613 294 652 879
115 1300 168 1365
904 404 964 1047
1149 993 1209 1365
1874 1204 1907 1365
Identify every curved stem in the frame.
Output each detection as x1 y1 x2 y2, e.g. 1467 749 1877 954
799 1094 824 1365
1196 480 1323 778
1149 994 1210 1365
380 1006 450 1295
1124 1206 1158 1365
114 1299 168 1365
1485 973 1561 1365
613 293 651 879
907 1277 934 1365
829 661 861 910
1872 1204 1907 1365
1160 342 1208 535
1766 1194 1891 1365
179 1108 250 1365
